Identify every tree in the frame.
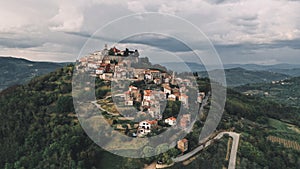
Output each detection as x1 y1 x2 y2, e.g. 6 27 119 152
161 153 172 165
56 96 74 113
155 144 169 155
143 146 155 158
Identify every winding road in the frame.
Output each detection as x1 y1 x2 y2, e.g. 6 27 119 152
215 132 240 169
172 131 240 169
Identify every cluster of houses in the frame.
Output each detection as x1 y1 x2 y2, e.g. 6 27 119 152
77 45 139 80
124 80 190 116
122 70 196 137
77 45 208 152
129 83 193 137
136 113 193 135
137 119 189 153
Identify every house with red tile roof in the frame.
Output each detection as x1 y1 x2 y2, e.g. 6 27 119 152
143 89 153 101
165 116 177 126
137 120 158 137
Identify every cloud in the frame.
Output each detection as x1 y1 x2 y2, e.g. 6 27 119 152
127 1 146 13
119 34 192 52
48 2 85 32
0 0 300 64
0 37 44 48
158 4 178 15
0 1 56 32
230 14 259 28
64 31 115 42
264 39 300 50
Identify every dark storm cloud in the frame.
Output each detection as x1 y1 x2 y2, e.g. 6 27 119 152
67 31 193 52
270 39 300 49
214 38 300 52
64 31 116 42
120 34 193 52
211 39 300 64
0 37 44 49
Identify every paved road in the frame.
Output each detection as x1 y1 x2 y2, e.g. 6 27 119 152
225 132 240 169
172 144 205 163
172 131 240 169
212 132 240 169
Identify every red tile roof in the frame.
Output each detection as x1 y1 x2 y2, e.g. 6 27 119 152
146 120 158 125
167 117 177 121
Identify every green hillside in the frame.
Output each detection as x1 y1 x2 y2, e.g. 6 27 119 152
234 77 300 108
0 65 299 168
269 68 300 77
0 57 67 91
0 65 146 169
199 67 290 87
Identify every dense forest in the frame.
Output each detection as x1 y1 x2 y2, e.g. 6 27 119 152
0 65 299 168
222 89 300 168
0 65 144 169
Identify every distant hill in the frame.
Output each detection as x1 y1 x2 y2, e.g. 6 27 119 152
161 62 294 86
161 62 300 77
223 63 300 71
160 62 207 72
0 57 67 91
267 68 300 77
225 64 300 77
234 76 300 108
198 67 290 87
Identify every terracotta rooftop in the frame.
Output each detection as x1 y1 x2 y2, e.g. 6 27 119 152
146 120 158 125
167 117 177 121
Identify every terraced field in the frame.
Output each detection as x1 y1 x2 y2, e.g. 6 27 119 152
267 136 300 151
268 118 300 142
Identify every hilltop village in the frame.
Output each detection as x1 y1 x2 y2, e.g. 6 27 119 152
76 45 207 149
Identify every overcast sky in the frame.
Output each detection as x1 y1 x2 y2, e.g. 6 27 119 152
0 0 299 65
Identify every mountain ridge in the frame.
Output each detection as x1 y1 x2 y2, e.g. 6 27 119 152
0 56 68 91
160 62 300 72
200 67 290 87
